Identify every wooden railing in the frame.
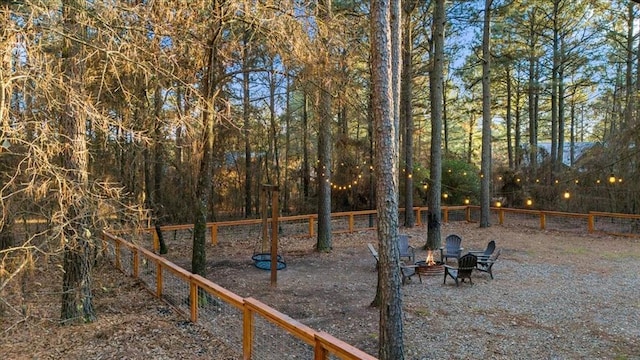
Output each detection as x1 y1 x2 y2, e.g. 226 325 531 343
146 206 639 251
104 206 639 359
101 231 377 360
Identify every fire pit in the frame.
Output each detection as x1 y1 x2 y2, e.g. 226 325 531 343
414 260 445 276
414 250 444 276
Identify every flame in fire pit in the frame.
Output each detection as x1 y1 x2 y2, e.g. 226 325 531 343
426 250 436 266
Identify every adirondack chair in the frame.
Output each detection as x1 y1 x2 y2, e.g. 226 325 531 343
443 253 477 286
369 242 417 285
367 243 379 268
398 234 415 264
475 249 501 279
469 240 495 260
440 234 463 264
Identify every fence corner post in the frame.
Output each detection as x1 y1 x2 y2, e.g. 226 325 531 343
309 217 315 237
190 281 198 323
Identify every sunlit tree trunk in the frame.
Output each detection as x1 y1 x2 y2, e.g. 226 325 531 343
371 0 404 356
60 0 96 324
192 0 224 277
316 0 333 252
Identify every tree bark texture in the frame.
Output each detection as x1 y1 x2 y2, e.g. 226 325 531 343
193 1 223 276
316 0 333 252
401 1 415 228
371 0 405 356
60 0 96 324
427 0 445 250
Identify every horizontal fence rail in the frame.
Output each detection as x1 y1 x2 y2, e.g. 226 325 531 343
144 206 639 252
101 231 377 360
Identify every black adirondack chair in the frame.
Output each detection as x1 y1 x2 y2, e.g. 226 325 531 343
444 253 477 286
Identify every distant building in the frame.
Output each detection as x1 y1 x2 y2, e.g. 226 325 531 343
522 142 598 166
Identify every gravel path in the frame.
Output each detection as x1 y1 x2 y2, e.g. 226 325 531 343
204 222 640 359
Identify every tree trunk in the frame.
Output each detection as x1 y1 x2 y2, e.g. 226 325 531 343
401 0 415 228
302 93 310 201
527 9 539 176
514 81 522 170
506 66 513 169
479 0 492 228
557 37 565 172
153 84 164 215
316 0 333 252
426 0 445 250
192 1 223 276
550 0 559 178
60 0 96 324
624 2 634 129
284 75 291 213
243 31 252 217
371 0 404 356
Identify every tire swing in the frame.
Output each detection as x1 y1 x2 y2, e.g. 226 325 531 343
252 185 285 285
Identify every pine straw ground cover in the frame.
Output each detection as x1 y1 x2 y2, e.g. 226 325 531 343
2 221 640 359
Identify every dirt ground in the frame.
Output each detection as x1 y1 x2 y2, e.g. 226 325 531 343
2 221 639 359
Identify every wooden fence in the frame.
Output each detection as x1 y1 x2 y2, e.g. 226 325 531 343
103 206 638 359
146 206 639 252
101 231 377 360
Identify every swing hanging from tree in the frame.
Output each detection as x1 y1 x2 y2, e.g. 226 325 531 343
252 185 286 282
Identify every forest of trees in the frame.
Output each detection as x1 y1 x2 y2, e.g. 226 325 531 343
2 0 640 357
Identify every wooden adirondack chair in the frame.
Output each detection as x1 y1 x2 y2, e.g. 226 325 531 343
444 253 477 286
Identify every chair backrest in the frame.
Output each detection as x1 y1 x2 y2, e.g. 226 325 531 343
484 240 496 257
445 234 463 254
489 248 500 262
458 253 477 277
398 234 410 256
367 243 379 263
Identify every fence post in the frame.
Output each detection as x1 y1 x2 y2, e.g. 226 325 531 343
156 263 163 297
115 241 121 270
190 281 198 322
465 206 471 222
587 213 594 233
132 247 139 278
498 209 504 225
540 212 546 230
211 223 218 245
416 208 422 226
349 213 354 233
243 307 254 360
309 217 315 237
314 340 329 360
152 229 160 252
443 207 449 223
